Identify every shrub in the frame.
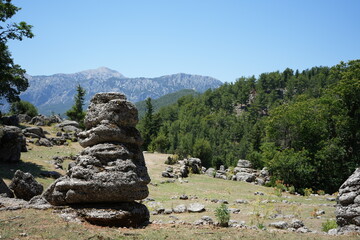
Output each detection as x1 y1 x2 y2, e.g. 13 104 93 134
322 219 337 232
288 185 296 194
304 188 313 197
215 203 230 227
317 190 325 195
165 155 178 165
10 100 38 118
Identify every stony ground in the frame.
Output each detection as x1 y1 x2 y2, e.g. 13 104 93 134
0 125 359 239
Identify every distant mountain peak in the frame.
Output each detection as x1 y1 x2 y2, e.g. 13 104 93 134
78 67 126 79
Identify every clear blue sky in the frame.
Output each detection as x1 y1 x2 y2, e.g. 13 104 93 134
7 0 360 83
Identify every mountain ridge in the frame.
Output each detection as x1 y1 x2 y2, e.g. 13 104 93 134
17 67 222 115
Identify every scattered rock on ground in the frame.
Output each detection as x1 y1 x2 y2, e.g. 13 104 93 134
269 221 288 229
9 170 43 201
187 203 205 213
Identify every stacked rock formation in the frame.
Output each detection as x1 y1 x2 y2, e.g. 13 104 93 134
336 168 360 233
43 92 151 227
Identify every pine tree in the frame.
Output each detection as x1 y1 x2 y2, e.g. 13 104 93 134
66 84 86 128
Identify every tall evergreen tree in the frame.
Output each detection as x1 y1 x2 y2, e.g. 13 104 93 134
141 97 155 150
66 84 86 127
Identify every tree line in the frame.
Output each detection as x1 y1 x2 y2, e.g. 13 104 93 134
138 60 360 193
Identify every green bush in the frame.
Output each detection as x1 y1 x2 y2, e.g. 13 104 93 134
322 219 337 232
304 188 313 197
288 185 296 194
215 203 230 227
165 155 179 165
10 100 38 118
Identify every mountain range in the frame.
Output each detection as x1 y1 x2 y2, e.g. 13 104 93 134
18 67 222 115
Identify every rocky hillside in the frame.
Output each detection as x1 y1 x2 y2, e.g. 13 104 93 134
19 67 222 115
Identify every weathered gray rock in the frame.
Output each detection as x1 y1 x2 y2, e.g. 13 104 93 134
205 168 215 177
74 202 149 227
173 204 187 213
188 203 205 213
18 114 31 123
35 138 53 147
43 93 150 207
0 126 24 162
48 114 62 124
62 125 81 133
30 115 50 126
84 92 138 129
0 177 14 198
187 158 202 174
78 123 143 147
235 172 256 182
56 120 80 128
9 170 43 201
237 159 252 168
43 92 150 227
43 154 150 204
289 219 304 229
269 221 288 229
336 168 360 231
23 127 46 138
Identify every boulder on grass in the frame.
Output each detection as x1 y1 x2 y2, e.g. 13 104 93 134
9 170 43 201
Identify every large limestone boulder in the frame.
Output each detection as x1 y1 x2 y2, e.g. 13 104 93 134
74 202 149 227
43 92 150 227
336 168 360 232
9 170 43 201
22 126 46 138
84 92 138 129
78 122 143 148
0 126 25 162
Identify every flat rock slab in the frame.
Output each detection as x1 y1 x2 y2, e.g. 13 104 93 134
187 203 205 213
73 202 149 227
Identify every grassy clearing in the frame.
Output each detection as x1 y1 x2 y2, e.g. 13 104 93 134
0 138 359 239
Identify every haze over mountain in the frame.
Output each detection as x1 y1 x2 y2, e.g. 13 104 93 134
19 67 222 115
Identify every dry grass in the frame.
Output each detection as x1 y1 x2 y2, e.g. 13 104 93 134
0 134 359 239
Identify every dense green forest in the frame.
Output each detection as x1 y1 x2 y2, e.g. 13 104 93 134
138 60 360 193
136 89 200 119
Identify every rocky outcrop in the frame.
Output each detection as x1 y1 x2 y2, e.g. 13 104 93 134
9 170 43 201
336 168 360 233
0 126 25 162
43 92 150 227
162 158 202 179
23 127 46 138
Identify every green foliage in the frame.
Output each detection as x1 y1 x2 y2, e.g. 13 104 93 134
288 185 296 194
66 84 86 128
10 100 38 117
164 155 178 165
136 89 200 119
303 188 314 197
192 138 212 168
138 60 360 193
0 0 33 105
215 203 230 227
322 219 337 232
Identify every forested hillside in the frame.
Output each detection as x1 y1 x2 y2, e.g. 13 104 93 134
138 60 360 193
136 89 200 119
